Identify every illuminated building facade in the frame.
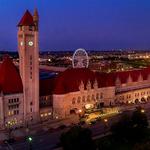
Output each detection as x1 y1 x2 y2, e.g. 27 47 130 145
50 67 150 118
0 9 150 129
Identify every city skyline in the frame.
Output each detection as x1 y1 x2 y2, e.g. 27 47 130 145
1 0 150 51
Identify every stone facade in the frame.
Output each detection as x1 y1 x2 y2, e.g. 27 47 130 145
18 10 39 124
52 77 150 119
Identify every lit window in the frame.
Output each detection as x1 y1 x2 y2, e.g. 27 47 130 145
48 112 51 115
8 111 11 116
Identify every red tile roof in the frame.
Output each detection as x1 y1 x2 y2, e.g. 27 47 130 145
0 55 23 94
40 77 56 96
40 67 150 95
18 10 35 26
53 68 96 94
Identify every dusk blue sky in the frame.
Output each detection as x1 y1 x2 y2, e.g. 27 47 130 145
0 0 150 51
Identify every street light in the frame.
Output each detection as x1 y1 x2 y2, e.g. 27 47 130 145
141 109 145 113
78 109 82 113
104 118 108 123
27 136 33 150
28 137 32 142
103 118 108 134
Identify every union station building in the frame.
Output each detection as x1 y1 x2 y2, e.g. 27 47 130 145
0 10 150 129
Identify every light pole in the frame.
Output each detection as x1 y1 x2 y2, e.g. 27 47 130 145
103 118 108 134
27 136 33 150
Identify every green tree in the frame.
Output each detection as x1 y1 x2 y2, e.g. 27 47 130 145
111 114 132 140
132 107 148 129
111 107 148 142
60 126 96 150
133 142 150 150
130 107 148 141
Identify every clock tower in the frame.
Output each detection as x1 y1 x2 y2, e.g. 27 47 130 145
17 9 39 124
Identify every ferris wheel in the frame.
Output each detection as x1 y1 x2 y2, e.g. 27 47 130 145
72 48 89 68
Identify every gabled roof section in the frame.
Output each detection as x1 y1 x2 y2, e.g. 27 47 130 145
18 10 34 26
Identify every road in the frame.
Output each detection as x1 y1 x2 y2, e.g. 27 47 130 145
0 114 126 150
1 103 150 150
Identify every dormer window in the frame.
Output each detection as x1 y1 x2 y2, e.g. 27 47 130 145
79 81 84 92
138 73 143 82
115 77 121 86
86 80 91 91
93 79 98 89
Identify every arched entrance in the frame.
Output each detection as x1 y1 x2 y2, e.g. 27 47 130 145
70 108 78 114
147 96 150 101
100 102 104 107
135 99 139 104
141 97 146 103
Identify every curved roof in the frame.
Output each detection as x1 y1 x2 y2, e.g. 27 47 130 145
18 10 35 26
0 55 23 94
41 66 150 95
53 68 96 94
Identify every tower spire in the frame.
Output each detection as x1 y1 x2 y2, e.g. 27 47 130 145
18 10 34 26
33 8 39 31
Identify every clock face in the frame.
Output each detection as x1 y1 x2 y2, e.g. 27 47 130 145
20 41 23 46
28 41 34 46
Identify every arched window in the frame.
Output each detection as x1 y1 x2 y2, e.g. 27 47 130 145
87 95 90 102
77 97 81 103
96 93 99 100
82 96 85 102
100 93 103 99
92 94 95 101
72 98 76 104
